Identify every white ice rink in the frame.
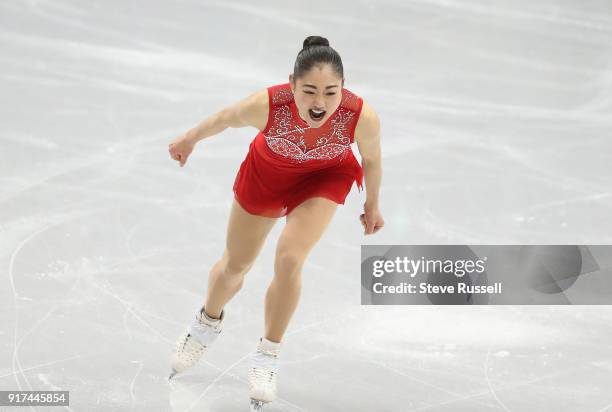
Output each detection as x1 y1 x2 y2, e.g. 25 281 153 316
1 0 612 411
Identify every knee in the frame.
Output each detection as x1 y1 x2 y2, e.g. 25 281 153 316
222 254 253 278
275 250 305 280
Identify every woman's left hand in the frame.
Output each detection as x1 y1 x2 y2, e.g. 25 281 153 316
359 203 385 235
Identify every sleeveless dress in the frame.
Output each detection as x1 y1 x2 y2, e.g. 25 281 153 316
232 82 364 218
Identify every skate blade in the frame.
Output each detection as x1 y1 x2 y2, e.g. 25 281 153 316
249 398 265 411
168 370 178 381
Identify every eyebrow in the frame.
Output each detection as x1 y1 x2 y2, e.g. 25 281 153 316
303 84 339 90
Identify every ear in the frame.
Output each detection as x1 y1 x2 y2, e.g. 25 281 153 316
289 73 294 85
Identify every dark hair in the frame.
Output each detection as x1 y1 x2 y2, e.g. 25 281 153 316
293 36 344 82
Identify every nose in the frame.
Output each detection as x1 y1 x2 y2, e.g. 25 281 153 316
314 94 325 109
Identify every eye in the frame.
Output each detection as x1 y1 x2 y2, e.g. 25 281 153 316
304 91 315 95
326 93 336 96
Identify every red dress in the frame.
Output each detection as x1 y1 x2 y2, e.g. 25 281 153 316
232 83 364 218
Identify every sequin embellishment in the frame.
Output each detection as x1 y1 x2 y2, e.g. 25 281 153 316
264 85 360 164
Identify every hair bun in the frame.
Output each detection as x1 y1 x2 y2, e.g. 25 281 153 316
302 36 329 50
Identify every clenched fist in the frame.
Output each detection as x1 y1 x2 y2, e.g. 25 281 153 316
360 203 385 235
168 133 196 167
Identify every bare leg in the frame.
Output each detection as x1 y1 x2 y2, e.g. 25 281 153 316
264 197 338 342
204 198 278 319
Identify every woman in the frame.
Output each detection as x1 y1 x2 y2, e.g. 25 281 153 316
167 36 384 410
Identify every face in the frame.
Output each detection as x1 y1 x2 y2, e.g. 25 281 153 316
290 64 344 128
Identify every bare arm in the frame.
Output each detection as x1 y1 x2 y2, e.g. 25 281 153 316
168 88 269 166
354 100 384 235
186 88 269 144
355 101 382 207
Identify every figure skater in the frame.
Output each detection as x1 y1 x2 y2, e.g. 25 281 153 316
167 35 384 410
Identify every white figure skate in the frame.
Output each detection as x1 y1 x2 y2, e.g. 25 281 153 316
168 307 224 380
248 337 281 411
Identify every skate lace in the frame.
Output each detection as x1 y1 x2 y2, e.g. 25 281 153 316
249 350 279 384
250 366 276 384
176 332 205 361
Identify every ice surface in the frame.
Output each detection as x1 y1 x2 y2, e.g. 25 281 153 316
1 0 612 410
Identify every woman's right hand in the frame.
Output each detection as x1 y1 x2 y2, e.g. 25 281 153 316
168 132 196 167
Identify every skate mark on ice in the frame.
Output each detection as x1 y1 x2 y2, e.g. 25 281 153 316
129 360 144 408
595 400 612 412
9 222 61 392
410 368 568 411
484 345 512 411
362 356 501 410
0 355 83 379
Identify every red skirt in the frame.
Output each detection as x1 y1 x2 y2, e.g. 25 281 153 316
232 132 363 218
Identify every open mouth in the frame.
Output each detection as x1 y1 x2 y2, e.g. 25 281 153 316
308 109 326 121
